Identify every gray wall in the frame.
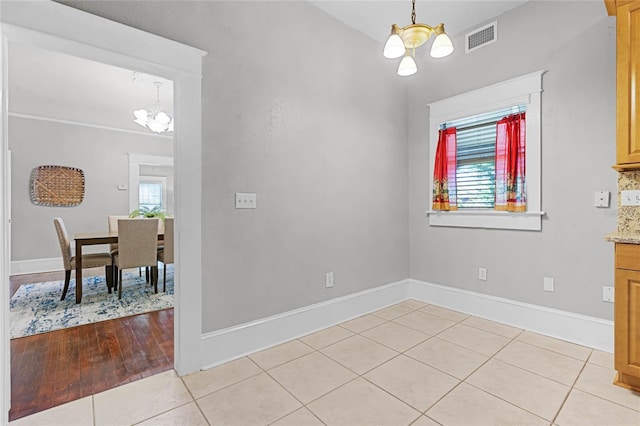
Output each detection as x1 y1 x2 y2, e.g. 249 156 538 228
10 117 173 260
408 1 617 320
59 1 410 332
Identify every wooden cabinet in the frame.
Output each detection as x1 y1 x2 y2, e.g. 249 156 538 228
608 0 640 170
614 243 640 391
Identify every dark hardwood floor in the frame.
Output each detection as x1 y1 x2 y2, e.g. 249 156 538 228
8 271 174 421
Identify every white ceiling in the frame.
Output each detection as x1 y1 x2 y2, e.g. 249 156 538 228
310 0 530 43
7 1 529 134
8 42 173 136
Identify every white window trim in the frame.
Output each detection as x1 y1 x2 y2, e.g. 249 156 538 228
427 70 545 231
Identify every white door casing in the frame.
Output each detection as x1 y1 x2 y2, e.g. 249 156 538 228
0 2 206 423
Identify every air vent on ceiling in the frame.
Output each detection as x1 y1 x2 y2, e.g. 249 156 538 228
465 21 497 53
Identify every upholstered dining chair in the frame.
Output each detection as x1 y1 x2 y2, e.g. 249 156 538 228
109 215 163 281
112 218 159 299
107 215 129 255
53 217 114 300
157 217 173 292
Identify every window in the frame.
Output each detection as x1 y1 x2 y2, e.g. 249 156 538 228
428 71 544 231
139 181 164 210
444 105 525 209
128 153 173 215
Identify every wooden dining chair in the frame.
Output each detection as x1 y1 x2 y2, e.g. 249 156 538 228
157 217 173 292
112 218 159 299
53 217 114 300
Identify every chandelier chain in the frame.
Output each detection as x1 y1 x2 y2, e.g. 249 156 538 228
411 0 416 25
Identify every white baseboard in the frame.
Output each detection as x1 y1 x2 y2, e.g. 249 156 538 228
11 258 63 275
407 278 614 353
10 258 166 276
200 280 410 369
200 278 614 371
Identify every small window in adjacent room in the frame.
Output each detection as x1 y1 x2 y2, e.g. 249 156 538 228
428 70 544 231
138 181 164 211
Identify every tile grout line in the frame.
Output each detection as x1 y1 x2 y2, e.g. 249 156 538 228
567 358 640 414
462 381 553 424
515 333 593 361
186 357 273 402
329 312 478 423
294 306 526 424
266 311 424 424
416 329 532 420
91 395 96 426
492 341 592 388
178 374 212 426
254 345 333 425
462 326 559 420
549 352 591 426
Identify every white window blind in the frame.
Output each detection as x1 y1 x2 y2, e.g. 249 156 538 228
443 105 525 209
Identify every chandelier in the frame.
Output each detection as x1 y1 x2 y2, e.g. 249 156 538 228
133 81 174 133
383 0 454 76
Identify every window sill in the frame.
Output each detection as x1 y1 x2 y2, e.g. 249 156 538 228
426 210 545 231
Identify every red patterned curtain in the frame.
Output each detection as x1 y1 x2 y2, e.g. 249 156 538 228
432 127 457 211
495 113 526 212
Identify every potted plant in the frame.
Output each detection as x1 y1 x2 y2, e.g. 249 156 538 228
129 206 166 221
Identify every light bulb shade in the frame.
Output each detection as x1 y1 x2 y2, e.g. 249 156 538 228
430 33 454 58
383 34 406 59
397 55 417 76
133 108 173 133
133 109 149 121
147 119 168 133
155 111 171 125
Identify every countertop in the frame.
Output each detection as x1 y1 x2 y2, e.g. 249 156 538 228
605 231 640 244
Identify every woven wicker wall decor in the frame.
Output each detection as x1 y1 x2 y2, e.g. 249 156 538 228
30 165 85 207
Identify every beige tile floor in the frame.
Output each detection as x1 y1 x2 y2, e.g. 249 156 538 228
10 299 640 426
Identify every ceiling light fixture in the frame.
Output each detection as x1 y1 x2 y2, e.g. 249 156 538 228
133 81 174 133
383 0 454 77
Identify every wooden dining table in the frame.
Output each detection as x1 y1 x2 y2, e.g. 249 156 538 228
73 231 164 304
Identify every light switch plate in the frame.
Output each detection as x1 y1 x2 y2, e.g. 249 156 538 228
602 286 614 303
235 192 256 209
325 272 334 288
544 277 555 292
478 268 487 281
621 190 640 206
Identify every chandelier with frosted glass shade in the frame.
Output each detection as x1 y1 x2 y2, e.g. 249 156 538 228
383 0 454 76
133 81 174 133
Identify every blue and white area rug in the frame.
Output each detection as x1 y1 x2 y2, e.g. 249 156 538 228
10 265 174 339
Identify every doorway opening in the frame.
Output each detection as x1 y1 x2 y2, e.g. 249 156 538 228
1 2 205 423
6 42 177 420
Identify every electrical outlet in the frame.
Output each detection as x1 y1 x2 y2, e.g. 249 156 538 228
325 272 334 288
478 268 487 281
602 286 614 303
621 190 640 206
544 277 555 292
